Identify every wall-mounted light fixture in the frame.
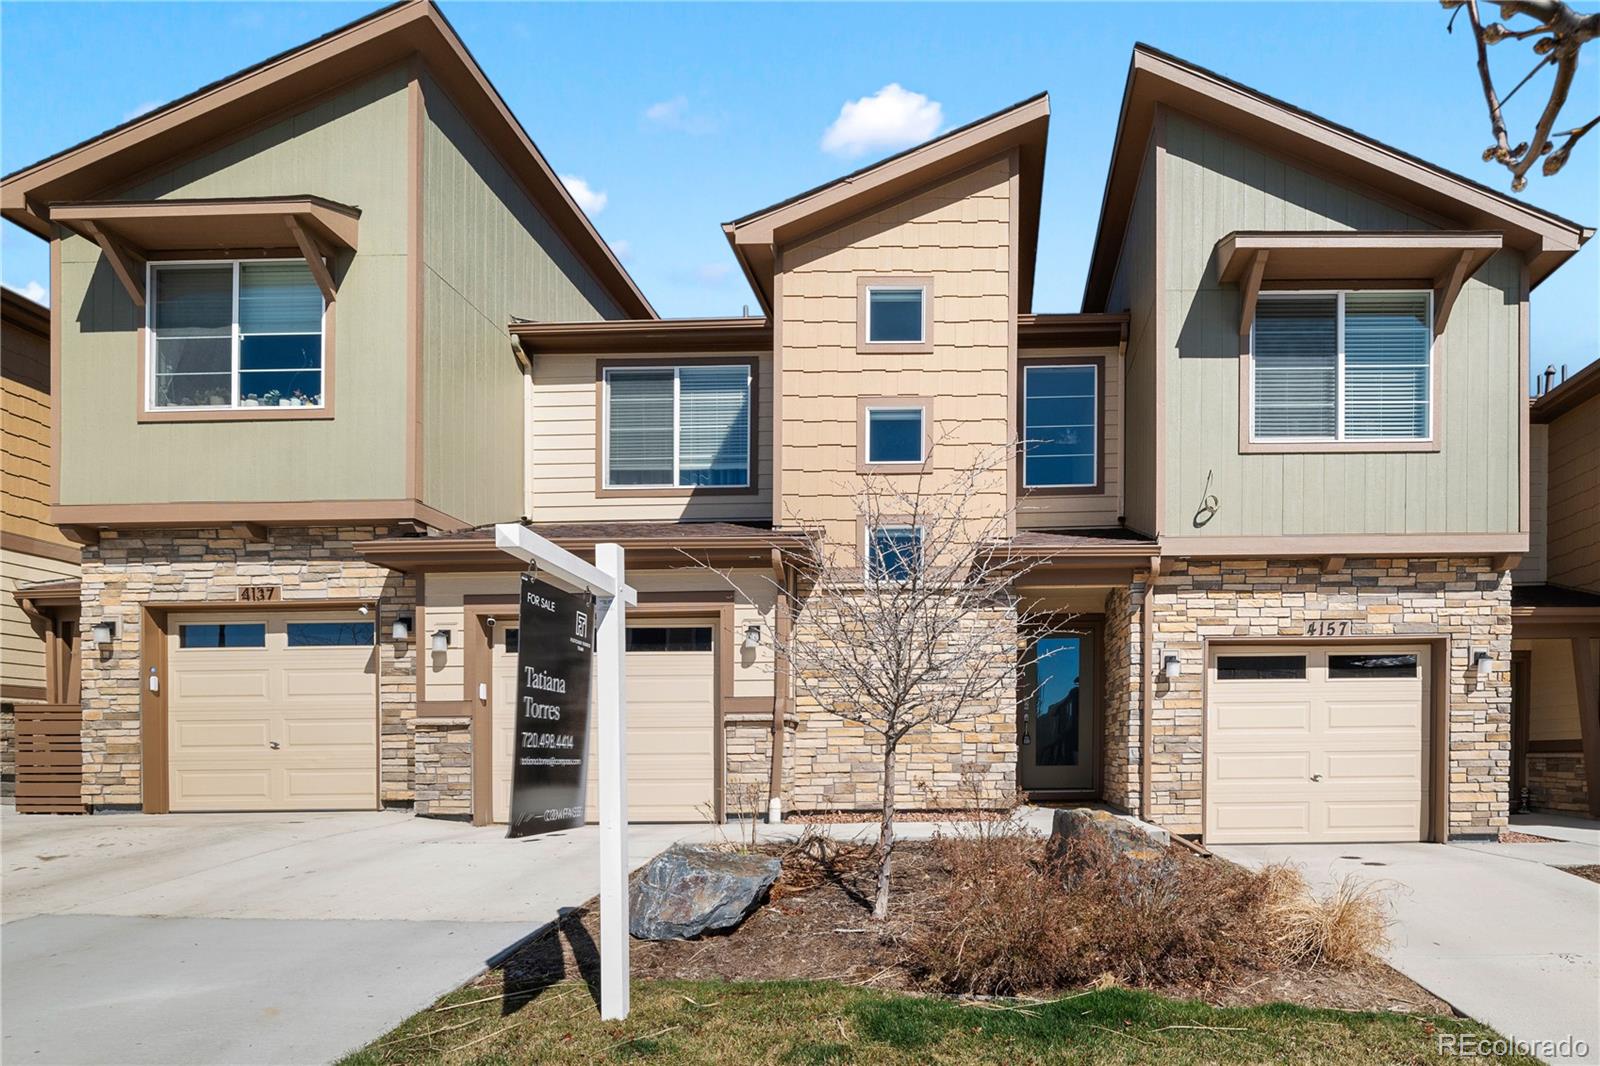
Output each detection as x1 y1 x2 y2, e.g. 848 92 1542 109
91 620 117 645
1160 653 1181 681
1472 650 1492 680
743 624 762 650
431 629 451 654
391 616 413 642
358 604 371 616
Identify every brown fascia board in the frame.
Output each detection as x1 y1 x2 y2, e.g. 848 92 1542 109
1082 44 1592 311
358 527 814 571
0 0 655 320
1018 312 1128 349
723 93 1050 315
1531 357 1600 423
1 286 50 337
512 316 773 355
50 196 363 251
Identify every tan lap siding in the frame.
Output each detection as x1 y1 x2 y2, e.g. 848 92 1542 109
778 156 1014 549
1 551 78 696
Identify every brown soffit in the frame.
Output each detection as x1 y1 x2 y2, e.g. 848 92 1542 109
1 285 50 337
1530 357 1600 423
49 498 468 533
356 525 818 572
0 0 655 320
50 197 361 256
1017 312 1128 350
1215 231 1502 287
1082 44 1593 311
512 316 772 356
12 579 82 612
723 92 1050 316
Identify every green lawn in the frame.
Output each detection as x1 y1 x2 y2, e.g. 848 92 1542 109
339 977 1535 1065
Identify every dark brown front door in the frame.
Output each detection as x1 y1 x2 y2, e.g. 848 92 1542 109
1510 650 1530 814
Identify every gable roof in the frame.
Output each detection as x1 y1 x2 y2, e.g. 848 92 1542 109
724 93 1050 315
1082 44 1592 311
1531 357 1600 423
0 0 654 319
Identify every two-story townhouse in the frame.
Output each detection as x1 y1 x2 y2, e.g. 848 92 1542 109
4 3 1592 844
1512 361 1600 817
2 287 82 796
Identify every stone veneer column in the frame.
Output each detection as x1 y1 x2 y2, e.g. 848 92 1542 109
1140 557 1512 839
79 526 417 808
1101 582 1142 816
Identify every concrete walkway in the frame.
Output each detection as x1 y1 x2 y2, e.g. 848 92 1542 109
2 807 716 1065
1214 840 1600 1065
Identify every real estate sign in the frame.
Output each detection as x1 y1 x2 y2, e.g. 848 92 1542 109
508 573 595 838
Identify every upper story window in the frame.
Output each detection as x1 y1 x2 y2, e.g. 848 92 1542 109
148 260 325 411
1021 362 1100 490
1251 291 1432 443
603 363 751 489
857 277 932 352
867 525 923 583
865 405 925 465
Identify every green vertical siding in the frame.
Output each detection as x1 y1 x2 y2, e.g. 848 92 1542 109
419 74 621 527
1158 112 1523 539
1108 143 1158 537
58 69 411 505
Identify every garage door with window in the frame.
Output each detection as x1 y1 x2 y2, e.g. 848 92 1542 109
489 622 716 824
1205 645 1429 844
167 612 378 812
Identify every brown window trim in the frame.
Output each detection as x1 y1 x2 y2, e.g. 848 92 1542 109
593 355 760 499
856 396 934 474
1237 286 1441 456
137 252 337 424
1017 355 1106 497
856 275 933 354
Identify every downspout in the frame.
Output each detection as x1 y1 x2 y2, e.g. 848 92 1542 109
768 548 790 822
1140 554 1161 820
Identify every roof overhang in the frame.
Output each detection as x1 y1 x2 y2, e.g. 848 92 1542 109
13 579 82 616
1216 230 1504 337
1083 45 1592 311
512 317 773 357
49 197 361 306
1 286 50 337
0 0 654 319
1531 358 1600 423
357 524 816 573
724 93 1050 316
1017 313 1128 351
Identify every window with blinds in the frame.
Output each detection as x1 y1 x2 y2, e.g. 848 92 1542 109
604 364 751 489
1251 291 1431 442
148 259 325 410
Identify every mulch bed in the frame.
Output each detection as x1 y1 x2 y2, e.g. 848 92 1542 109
498 834 1451 1018
1560 864 1600 883
786 810 989 824
1499 829 1561 843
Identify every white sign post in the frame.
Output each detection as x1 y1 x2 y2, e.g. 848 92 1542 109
494 524 637 1020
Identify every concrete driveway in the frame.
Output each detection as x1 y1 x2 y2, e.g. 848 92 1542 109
2 806 713 1065
1214 836 1600 1065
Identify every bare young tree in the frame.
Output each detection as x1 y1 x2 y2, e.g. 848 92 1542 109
698 442 1061 920
1443 0 1599 189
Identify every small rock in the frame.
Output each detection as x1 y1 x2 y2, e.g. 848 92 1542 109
629 844 781 940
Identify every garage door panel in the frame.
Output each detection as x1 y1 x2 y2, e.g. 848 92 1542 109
171 770 273 802
280 717 375 748
1213 751 1311 783
282 769 377 802
1211 700 1312 734
1323 801 1421 833
1323 750 1421 783
1210 802 1311 836
281 667 375 699
172 670 271 701
170 718 273 751
1324 699 1421 732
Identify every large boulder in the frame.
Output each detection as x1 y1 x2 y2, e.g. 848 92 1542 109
1048 808 1178 889
629 844 781 940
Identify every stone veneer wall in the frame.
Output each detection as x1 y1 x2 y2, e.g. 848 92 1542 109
723 714 795 816
1145 557 1512 838
80 526 417 807
413 717 472 817
1526 753 1587 814
0 701 14 796
1101 583 1141 816
786 599 1018 812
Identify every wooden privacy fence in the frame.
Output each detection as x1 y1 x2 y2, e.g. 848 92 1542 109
15 704 86 813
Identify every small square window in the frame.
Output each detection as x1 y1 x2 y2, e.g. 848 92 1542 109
868 526 923 582
866 287 924 344
866 407 924 464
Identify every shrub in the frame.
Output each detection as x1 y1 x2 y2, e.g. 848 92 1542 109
906 829 1390 995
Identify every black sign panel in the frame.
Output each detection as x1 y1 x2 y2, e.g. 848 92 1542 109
507 573 595 838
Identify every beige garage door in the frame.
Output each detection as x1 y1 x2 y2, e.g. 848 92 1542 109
167 612 378 812
1206 645 1429 844
491 623 715 824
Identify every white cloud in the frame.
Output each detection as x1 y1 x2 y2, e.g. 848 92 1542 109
559 174 608 216
643 95 716 135
820 84 943 158
12 280 49 306
122 100 161 123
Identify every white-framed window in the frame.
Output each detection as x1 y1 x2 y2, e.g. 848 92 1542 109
1251 290 1432 442
603 363 751 489
1022 363 1099 488
866 525 923 583
865 406 925 464
865 286 925 344
146 259 325 411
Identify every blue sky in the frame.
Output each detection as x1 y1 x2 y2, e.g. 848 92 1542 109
3 1 1596 376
